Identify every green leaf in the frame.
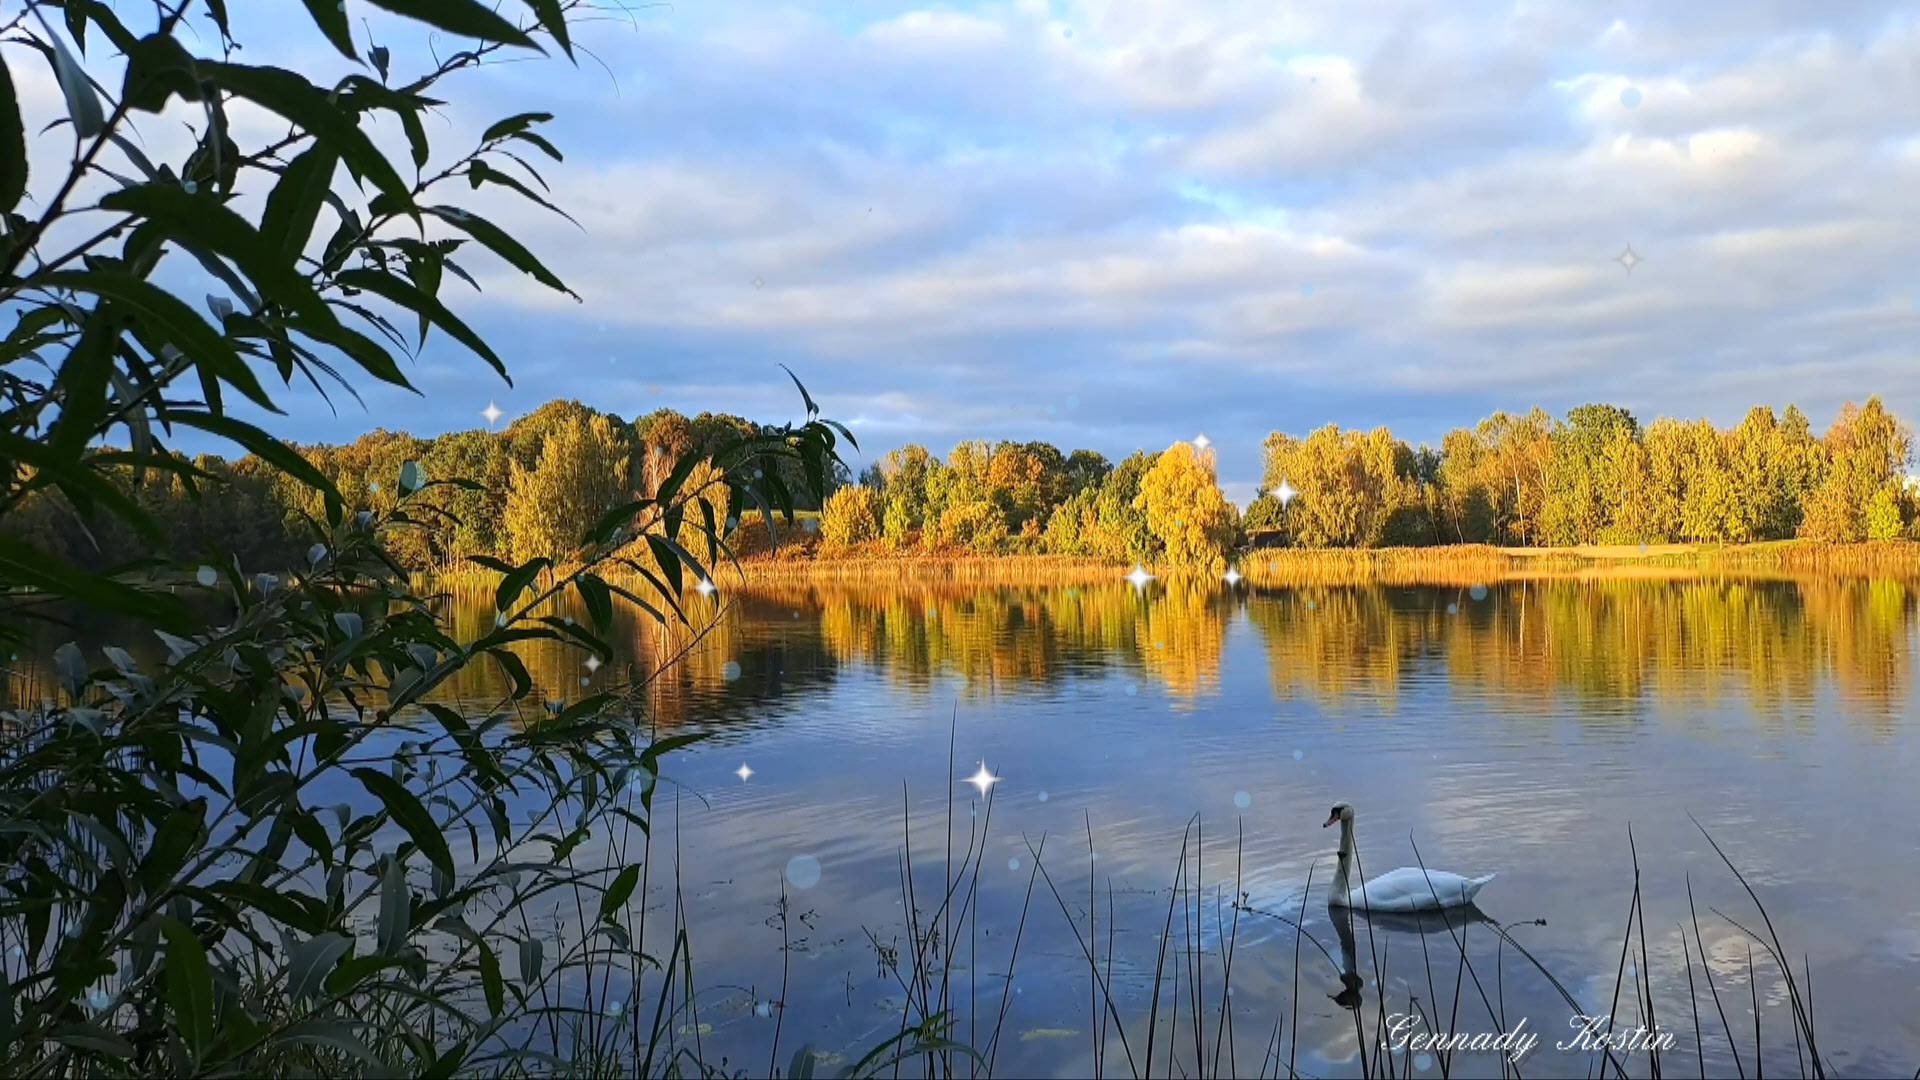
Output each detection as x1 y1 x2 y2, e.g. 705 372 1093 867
273 1020 384 1070
481 111 554 143
335 267 505 378
577 573 613 632
99 184 336 326
364 0 537 47
640 731 709 771
489 648 533 699
598 865 639 923
477 940 504 1017
0 60 26 212
377 855 410 956
40 20 104 138
493 556 548 612
424 205 572 296
160 918 214 1059
526 0 571 56
200 61 409 207
261 144 338 264
645 535 684 596
51 1023 134 1059
781 363 820 418
354 768 454 880
287 933 352 1001
120 32 199 113
39 269 271 411
298 0 356 58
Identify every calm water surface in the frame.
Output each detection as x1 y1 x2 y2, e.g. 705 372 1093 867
19 574 1919 1075
431 574 1920 1077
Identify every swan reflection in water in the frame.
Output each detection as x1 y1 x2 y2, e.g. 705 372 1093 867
1328 902 1495 1011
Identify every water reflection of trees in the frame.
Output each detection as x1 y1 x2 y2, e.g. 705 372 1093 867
429 585 842 729
798 578 1233 700
14 575 1912 728
1246 577 1913 724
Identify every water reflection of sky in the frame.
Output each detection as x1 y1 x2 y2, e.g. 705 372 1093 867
15 576 1920 1075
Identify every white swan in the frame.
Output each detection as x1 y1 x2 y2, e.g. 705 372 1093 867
1324 803 1494 913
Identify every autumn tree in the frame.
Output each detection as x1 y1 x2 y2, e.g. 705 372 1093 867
1136 442 1236 568
1540 404 1638 545
1260 425 1425 547
1802 397 1912 541
820 484 882 549
503 414 633 562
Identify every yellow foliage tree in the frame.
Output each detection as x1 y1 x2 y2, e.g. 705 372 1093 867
502 414 632 563
935 499 1008 551
1801 397 1912 542
820 485 882 549
1134 442 1235 569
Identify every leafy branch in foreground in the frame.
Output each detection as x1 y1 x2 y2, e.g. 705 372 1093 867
0 0 594 644
0 2 865 1076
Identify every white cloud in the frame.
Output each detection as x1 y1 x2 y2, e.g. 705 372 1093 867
30 0 1909 488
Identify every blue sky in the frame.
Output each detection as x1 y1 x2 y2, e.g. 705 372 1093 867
21 1 1920 500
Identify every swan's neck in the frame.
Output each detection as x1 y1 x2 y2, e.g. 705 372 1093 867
1330 818 1356 898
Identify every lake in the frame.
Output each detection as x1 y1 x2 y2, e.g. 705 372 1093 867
14 571 1918 1076
432 571 1920 1077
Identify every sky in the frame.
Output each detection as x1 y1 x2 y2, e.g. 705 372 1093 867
21 1 1920 501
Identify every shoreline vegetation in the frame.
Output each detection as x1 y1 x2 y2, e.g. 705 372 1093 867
413 539 1920 592
12 396 1917 587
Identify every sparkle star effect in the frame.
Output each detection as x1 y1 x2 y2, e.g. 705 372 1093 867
962 761 1001 797
1125 564 1154 588
1192 433 1211 450
481 401 504 426
1223 566 1242 585
583 655 602 674
1614 244 1642 273
1275 479 1299 507
735 762 754 782
695 578 716 596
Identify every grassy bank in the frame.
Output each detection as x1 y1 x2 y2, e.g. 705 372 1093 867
1239 539 1920 584
410 539 1920 595
736 539 1920 585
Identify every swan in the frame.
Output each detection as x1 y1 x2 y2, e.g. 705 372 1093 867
1324 803 1495 913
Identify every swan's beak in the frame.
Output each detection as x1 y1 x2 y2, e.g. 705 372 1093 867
1322 813 1338 828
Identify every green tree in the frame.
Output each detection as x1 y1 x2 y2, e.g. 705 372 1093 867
420 428 512 566
1540 404 1638 545
1866 486 1905 540
1089 450 1159 561
1065 449 1113 495
503 414 633 562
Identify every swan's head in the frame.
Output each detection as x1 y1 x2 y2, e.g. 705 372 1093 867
1323 802 1354 828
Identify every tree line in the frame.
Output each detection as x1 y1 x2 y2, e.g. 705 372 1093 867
1251 397 1912 548
3 400 837 574
9 395 1912 576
